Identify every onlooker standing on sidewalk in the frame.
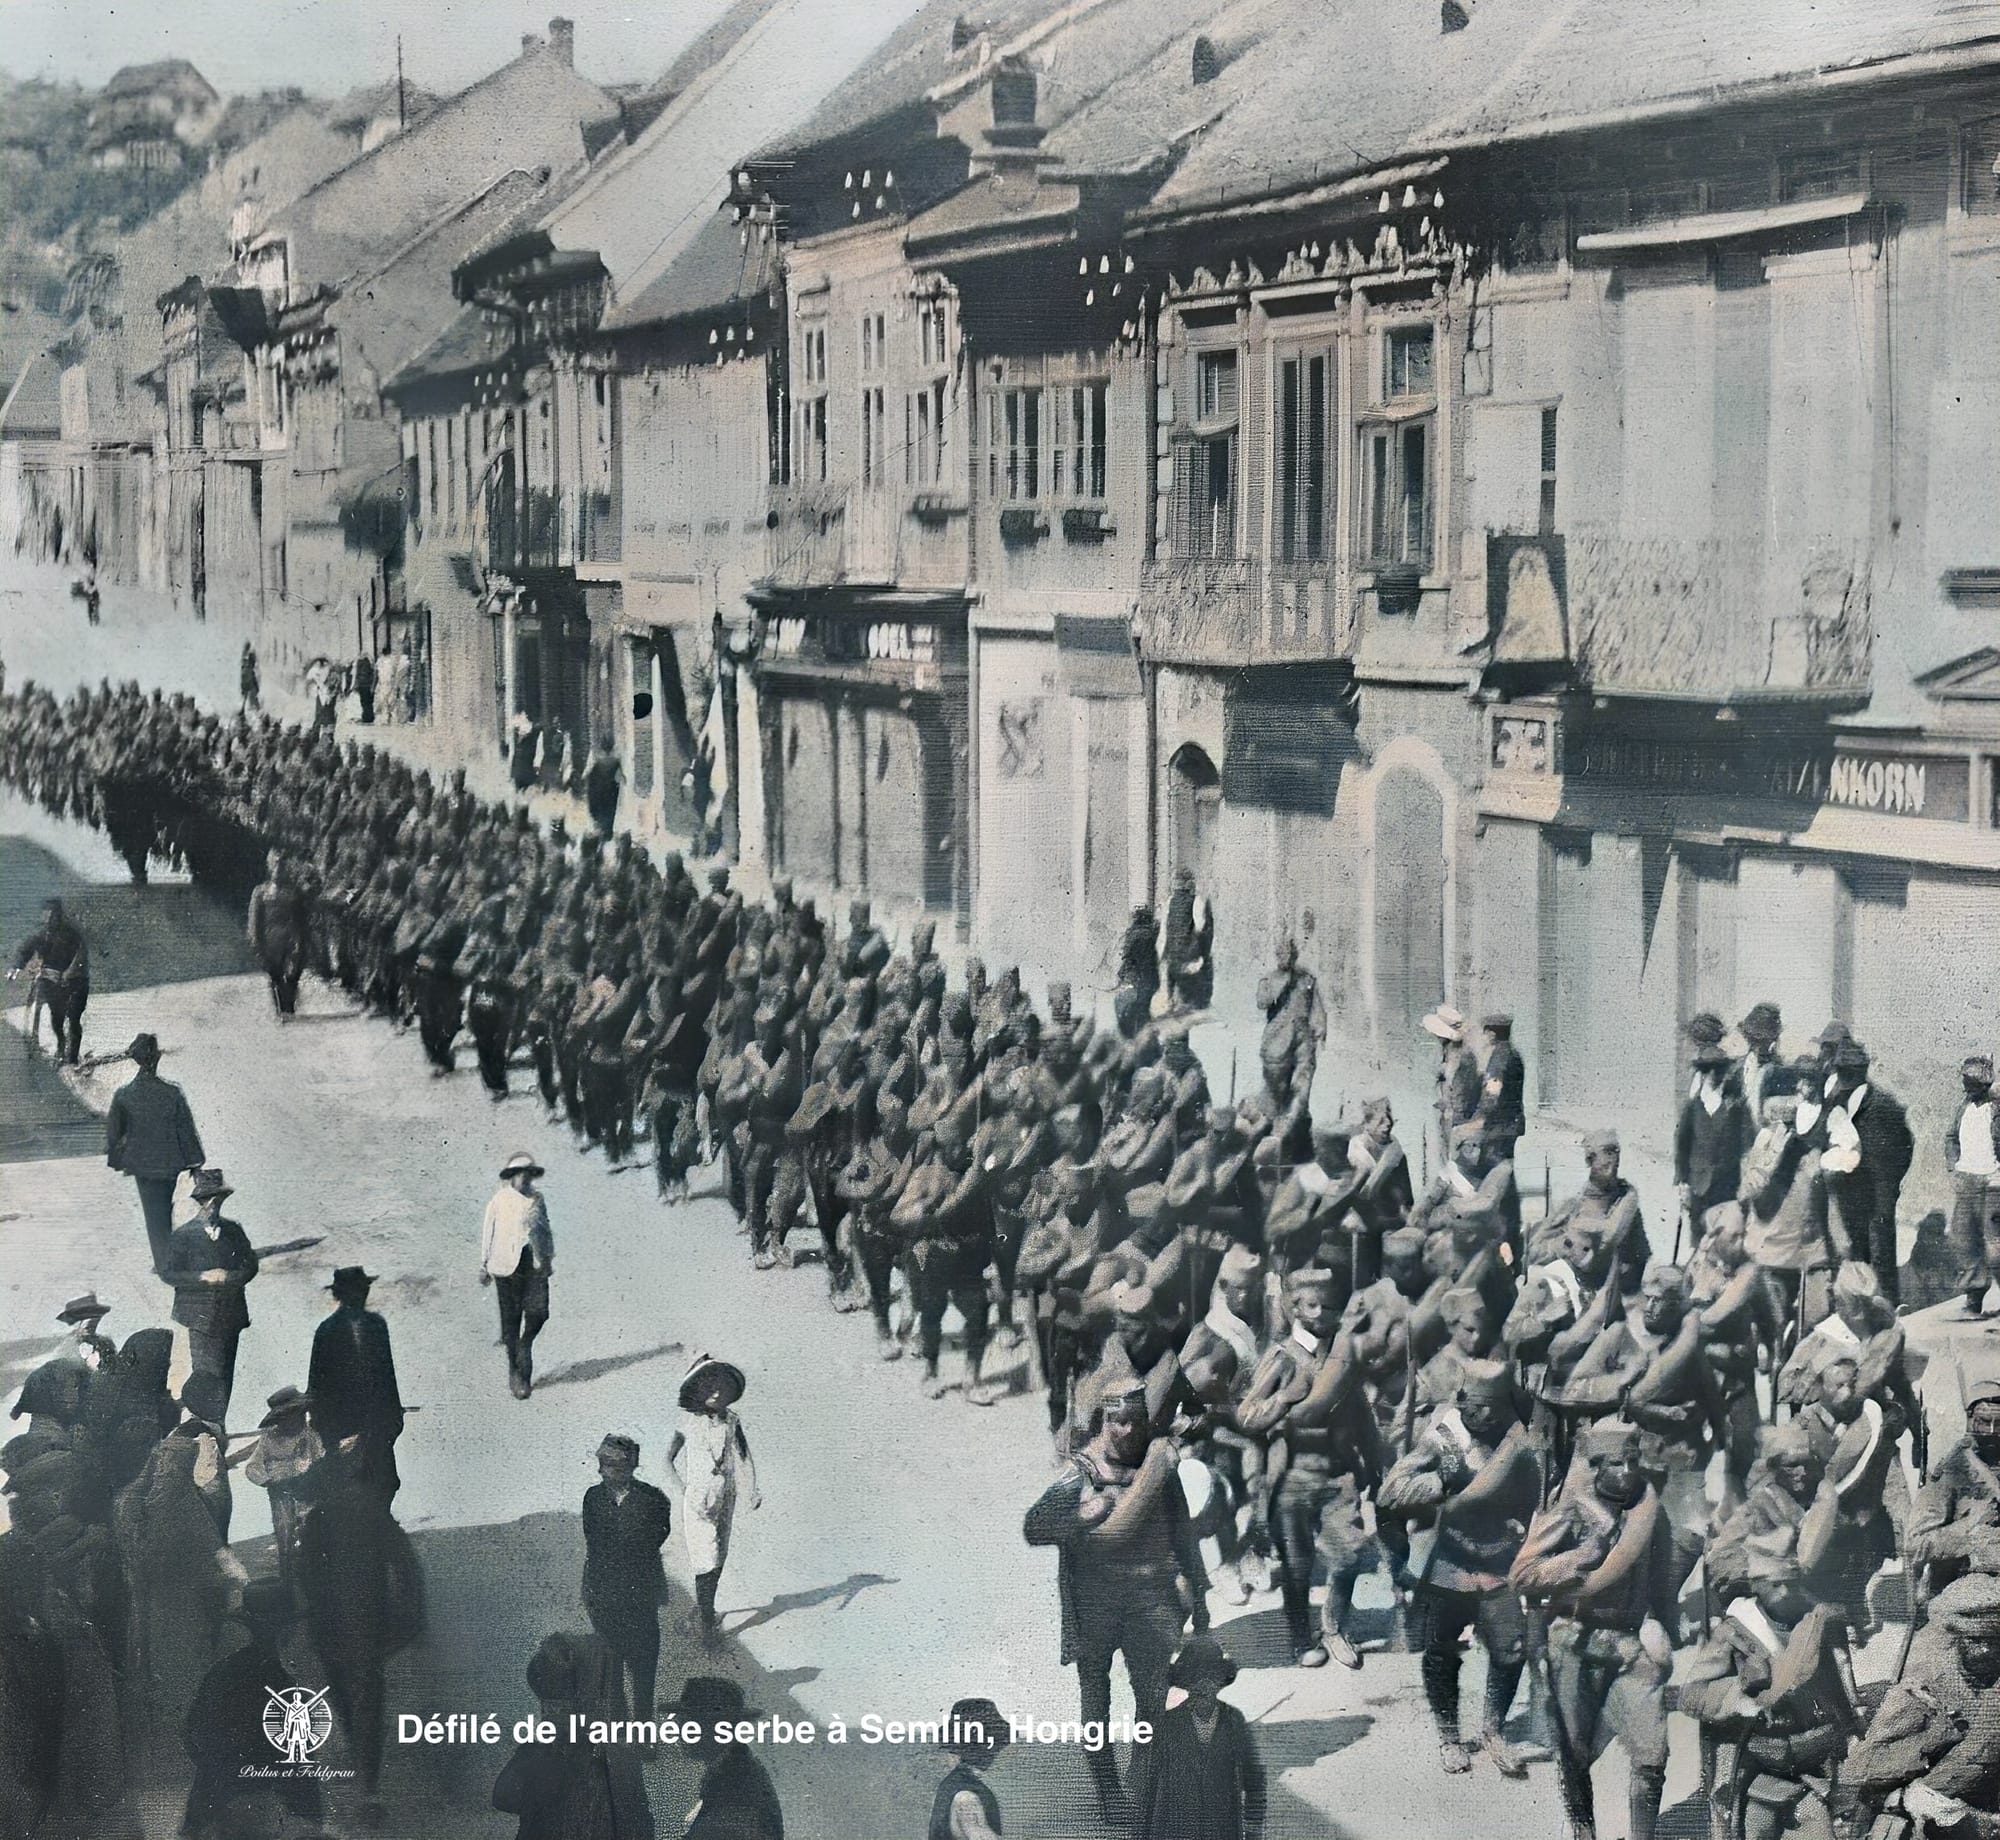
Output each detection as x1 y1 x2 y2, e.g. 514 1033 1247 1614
581 1432 672 1719
667 1355 760 1647
306 657 337 731
352 650 377 724
507 710 539 793
239 641 261 712
584 735 623 837
481 1151 555 1399
1946 1052 2000 1319
164 1166 259 1411
106 1032 206 1276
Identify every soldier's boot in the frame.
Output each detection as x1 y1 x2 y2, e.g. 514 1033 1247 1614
1628 1765 1665 1840
1480 1657 1529 1778
1322 1582 1362 1670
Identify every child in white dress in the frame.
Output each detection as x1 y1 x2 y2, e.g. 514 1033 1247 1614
667 1354 760 1646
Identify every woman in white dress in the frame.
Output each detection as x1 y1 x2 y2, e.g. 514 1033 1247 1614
666 1354 760 1646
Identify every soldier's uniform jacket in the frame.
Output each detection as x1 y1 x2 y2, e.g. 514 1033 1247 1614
1511 1480 1680 1634
1528 1180 1647 1295
1909 1439 2000 1583
1845 1641 2000 1813
1378 1419 1542 1593
1679 1603 1858 1791
1557 1311 1725 1473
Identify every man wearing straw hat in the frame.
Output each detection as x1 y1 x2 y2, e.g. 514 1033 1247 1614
668 1355 759 1648
1425 1003 1481 1165
482 1152 555 1400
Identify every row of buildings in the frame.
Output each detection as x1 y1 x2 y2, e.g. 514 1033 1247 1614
8 0 2000 1153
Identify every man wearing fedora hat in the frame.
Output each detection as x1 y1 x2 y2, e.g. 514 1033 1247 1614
1946 1053 2000 1319
106 1030 206 1276
164 1167 260 1410
665 1675 784 1840
1675 1014 1752 1248
583 1432 673 1721
929 1696 1009 1840
482 1152 555 1399
1737 1001 1791 1119
307 1266 405 1501
1130 1637 1266 1840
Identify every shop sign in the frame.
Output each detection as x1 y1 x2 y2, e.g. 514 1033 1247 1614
1824 750 1969 822
1566 731 1829 802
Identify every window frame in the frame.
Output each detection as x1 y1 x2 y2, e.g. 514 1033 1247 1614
1275 344 1333 564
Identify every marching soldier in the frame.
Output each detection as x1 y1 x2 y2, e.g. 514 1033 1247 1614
1908 1376 2000 1592
247 849 310 1018
1511 1420 1681 1840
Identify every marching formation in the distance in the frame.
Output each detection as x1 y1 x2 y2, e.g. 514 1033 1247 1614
5 664 2000 1840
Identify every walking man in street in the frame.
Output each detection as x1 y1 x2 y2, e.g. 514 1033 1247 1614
164 1166 259 1411
248 849 310 1018
11 893 90 1064
307 1265 406 1501
581 1432 672 1720
481 1151 555 1399
106 1030 205 1275
1946 1052 2000 1318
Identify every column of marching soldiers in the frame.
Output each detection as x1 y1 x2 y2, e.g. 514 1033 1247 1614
4 667 2000 1840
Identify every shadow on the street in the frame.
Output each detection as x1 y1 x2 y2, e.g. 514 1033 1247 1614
535 1340 685 1390
726 1570 896 1635
1253 1711 1373 1774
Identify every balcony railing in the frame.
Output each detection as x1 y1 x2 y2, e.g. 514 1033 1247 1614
1567 534 1873 700
762 485 901 591
1138 555 1360 665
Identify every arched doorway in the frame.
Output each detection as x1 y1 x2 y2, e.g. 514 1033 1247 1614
1373 766 1446 1049
1168 743 1221 891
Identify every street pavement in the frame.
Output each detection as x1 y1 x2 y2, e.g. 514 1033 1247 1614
5 551 1997 1840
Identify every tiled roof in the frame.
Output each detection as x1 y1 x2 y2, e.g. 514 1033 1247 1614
602 209 781 329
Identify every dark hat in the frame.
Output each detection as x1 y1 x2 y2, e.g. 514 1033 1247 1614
233 1576 297 1628
1740 1002 1782 1040
526 1632 586 1702
1816 1020 1852 1049
327 1265 377 1295
597 1433 640 1464
1964 1054 1996 1085
1481 1013 1513 1036
500 1151 545 1179
126 1032 161 1061
56 1292 109 1324
1831 1038 1870 1074
1168 1634 1238 1690
1692 1040 1733 1069
944 1697 1010 1759
664 1675 754 1725
1684 1011 1726 1048
259 1385 311 1427
189 1167 234 1202
1938 1574 2000 1637
178 1372 227 1423
678 1354 746 1412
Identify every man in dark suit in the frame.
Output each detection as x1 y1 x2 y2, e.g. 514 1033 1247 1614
306 1266 405 1501
106 1032 206 1275
1472 1013 1527 1156
1674 1019 1752 1248
1817 1038 1915 1304
581 1433 672 1720
164 1167 259 1410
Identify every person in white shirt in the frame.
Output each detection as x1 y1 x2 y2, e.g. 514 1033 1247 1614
1947 1052 2000 1319
481 1151 555 1398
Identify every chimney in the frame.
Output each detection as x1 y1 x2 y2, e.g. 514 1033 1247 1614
548 17 575 66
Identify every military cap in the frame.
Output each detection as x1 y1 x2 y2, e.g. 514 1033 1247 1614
1456 1362 1514 1408
1758 1422 1816 1464
1109 1280 1155 1319
1582 1128 1620 1156
1206 1106 1238 1134
1439 1286 1488 1327
1938 1574 2000 1637
1583 1420 1642 1464
1215 1243 1262 1285
1285 1265 1337 1295
1831 1260 1882 1307
1967 1376 2000 1411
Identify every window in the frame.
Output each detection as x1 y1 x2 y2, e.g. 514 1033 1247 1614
992 388 1040 500
907 379 947 485
1277 350 1330 561
1196 349 1238 422
1964 116 2000 217
1539 406 1559 535
1385 325 1434 400
1779 148 1865 203
1364 420 1431 567
800 324 827 386
801 395 827 483
1051 382 1107 500
860 385 886 486
918 299 949 369
859 310 887 374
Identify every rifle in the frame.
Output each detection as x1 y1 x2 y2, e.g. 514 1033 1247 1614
1671 1187 1691 1264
